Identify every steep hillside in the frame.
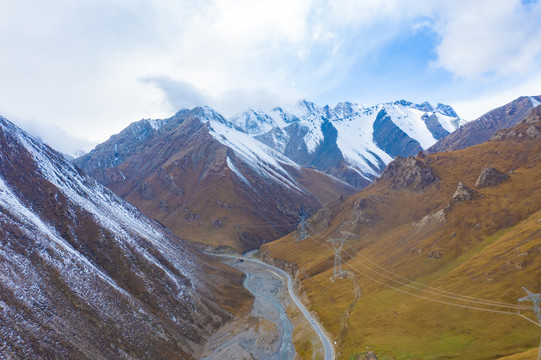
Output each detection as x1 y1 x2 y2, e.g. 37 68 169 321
261 105 541 359
0 115 251 359
427 95 540 153
76 107 355 252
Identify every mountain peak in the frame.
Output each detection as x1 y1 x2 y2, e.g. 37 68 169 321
415 101 435 113
392 99 414 107
435 103 459 118
190 105 226 122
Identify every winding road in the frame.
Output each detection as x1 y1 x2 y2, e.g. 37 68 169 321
209 253 336 360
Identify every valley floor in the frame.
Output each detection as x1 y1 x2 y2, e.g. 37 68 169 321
202 253 331 360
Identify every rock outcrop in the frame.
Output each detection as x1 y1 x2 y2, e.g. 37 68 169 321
379 156 438 191
452 181 476 202
491 105 541 141
475 167 510 188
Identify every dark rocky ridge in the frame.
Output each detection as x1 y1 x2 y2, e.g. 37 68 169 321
427 96 541 154
490 105 541 141
372 109 423 158
422 113 450 140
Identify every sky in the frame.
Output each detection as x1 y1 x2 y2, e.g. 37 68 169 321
0 0 540 156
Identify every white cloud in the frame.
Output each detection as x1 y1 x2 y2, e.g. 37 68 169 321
433 0 541 78
0 0 540 152
143 77 303 116
6 114 95 157
452 70 541 120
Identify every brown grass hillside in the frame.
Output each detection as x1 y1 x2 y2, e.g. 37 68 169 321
261 108 541 359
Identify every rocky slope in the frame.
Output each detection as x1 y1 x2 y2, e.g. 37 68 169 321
75 107 355 251
427 95 541 153
261 105 541 359
0 115 252 359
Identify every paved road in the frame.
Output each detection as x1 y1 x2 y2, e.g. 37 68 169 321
209 253 336 360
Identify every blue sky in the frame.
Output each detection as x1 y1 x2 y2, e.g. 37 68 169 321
0 0 540 155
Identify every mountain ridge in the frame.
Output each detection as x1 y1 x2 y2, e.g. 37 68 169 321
0 114 251 358
427 95 541 154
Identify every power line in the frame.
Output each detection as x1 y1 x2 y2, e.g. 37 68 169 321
309 224 531 310
143 206 536 314
305 224 536 315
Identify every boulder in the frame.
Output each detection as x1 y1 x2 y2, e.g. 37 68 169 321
452 181 476 201
474 167 509 188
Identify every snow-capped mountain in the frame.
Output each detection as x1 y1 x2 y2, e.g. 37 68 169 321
0 115 250 358
75 99 464 250
75 107 355 252
243 99 465 188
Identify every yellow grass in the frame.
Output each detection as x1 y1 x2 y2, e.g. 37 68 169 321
262 131 541 359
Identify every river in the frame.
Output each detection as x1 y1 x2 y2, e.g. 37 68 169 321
201 253 334 360
200 255 296 359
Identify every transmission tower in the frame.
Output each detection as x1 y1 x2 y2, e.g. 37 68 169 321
518 287 541 360
329 238 346 280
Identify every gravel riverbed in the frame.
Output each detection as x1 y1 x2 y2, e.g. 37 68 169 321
201 258 296 360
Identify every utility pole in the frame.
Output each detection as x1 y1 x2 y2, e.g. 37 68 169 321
518 287 541 360
329 238 346 280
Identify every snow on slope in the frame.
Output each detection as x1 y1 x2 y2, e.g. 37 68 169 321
221 100 465 186
201 107 306 193
1 116 198 296
238 99 464 161
0 174 137 307
229 109 291 135
329 103 393 178
435 112 462 133
280 100 329 153
229 100 328 153
530 96 541 108
0 115 254 358
382 103 437 148
226 155 253 188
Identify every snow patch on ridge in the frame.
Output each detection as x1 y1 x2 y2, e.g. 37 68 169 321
285 101 326 153
435 113 462 133
225 99 465 181
530 96 541 108
207 120 304 193
330 104 393 177
226 156 252 188
147 118 167 130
